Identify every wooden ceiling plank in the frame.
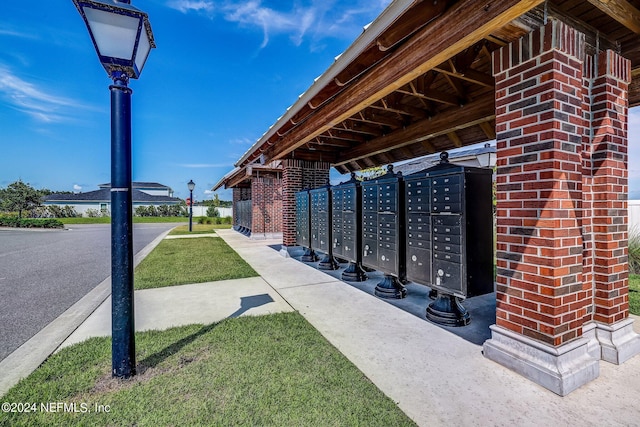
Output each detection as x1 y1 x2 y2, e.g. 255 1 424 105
586 0 640 34
264 0 545 164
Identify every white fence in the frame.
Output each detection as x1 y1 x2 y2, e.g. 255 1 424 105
189 206 232 218
630 201 640 233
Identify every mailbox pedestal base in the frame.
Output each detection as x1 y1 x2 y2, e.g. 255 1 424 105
426 293 470 327
374 274 407 299
318 253 339 270
300 247 318 262
342 262 367 282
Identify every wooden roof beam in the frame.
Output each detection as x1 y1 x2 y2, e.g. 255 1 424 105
447 131 463 148
586 0 640 34
264 0 545 164
479 121 496 139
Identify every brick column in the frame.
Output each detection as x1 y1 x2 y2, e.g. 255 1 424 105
250 175 283 239
281 159 329 247
483 20 599 396
584 50 640 363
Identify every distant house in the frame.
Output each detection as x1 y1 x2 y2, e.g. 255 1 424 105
98 182 174 197
43 182 181 217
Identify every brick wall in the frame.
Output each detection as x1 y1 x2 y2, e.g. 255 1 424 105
251 175 283 234
282 159 330 246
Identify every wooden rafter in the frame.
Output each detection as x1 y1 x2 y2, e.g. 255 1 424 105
479 121 496 139
447 131 463 148
334 95 495 166
262 0 544 165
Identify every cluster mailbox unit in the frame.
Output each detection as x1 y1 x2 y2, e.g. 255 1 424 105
309 185 338 270
331 173 366 281
360 165 407 299
293 153 493 326
404 152 494 326
295 190 316 262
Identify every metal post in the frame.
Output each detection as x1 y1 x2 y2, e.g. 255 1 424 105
189 189 193 232
110 72 135 378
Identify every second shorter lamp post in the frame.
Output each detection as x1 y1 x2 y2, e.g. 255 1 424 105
188 180 195 232
73 0 156 379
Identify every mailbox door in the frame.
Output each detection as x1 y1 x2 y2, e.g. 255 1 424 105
405 177 432 284
331 188 344 258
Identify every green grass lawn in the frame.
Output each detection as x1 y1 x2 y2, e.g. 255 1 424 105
168 223 231 235
134 237 257 290
629 275 640 316
0 313 415 426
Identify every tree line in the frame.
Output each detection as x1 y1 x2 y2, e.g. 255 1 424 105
0 180 230 219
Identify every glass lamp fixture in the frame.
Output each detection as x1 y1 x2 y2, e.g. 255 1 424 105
72 0 156 79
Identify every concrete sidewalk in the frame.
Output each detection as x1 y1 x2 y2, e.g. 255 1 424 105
3 228 640 425
212 229 640 427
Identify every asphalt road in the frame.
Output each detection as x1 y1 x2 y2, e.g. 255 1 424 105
0 223 178 362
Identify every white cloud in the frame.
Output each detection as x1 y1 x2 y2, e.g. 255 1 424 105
165 0 391 48
0 64 90 123
73 184 82 192
179 163 230 168
166 0 215 14
223 1 316 48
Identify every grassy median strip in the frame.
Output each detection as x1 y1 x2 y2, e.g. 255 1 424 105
168 223 231 235
134 237 257 290
0 313 415 426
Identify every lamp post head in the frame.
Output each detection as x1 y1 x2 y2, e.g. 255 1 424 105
187 180 196 192
72 0 156 80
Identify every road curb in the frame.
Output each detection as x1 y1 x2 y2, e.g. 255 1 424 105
0 226 174 398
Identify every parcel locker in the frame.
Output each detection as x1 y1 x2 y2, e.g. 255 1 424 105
331 174 366 281
360 165 406 298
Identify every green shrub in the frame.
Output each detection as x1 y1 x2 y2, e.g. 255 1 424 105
0 216 63 229
629 226 640 275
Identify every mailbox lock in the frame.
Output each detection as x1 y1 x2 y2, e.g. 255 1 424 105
411 255 417 262
381 255 386 261
436 268 444 287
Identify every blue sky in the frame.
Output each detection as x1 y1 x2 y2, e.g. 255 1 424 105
0 0 391 201
2 0 640 201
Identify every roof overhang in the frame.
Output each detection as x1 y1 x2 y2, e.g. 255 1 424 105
223 0 640 185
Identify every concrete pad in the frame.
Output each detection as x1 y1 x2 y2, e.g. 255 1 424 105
60 277 293 348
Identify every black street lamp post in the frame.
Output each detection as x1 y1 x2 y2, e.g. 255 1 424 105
73 0 155 378
188 180 195 232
